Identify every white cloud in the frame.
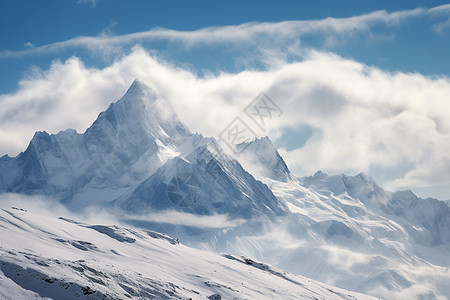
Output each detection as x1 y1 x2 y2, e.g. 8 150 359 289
0 47 449 196
428 4 450 33
77 0 98 7
122 211 246 228
0 7 427 59
0 193 120 225
428 4 450 14
23 42 34 49
433 18 450 33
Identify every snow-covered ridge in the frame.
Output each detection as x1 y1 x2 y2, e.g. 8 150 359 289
0 206 377 300
120 138 287 218
299 171 450 246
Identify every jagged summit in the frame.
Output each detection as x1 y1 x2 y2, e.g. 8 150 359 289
124 78 148 96
115 79 159 104
236 136 292 182
113 79 166 111
312 170 326 179
0 81 285 217
0 80 193 203
87 79 190 143
301 171 387 205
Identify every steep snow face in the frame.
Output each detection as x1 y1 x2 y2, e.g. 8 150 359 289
236 137 292 182
300 171 450 246
75 79 194 200
0 80 193 205
387 190 450 246
121 140 287 218
0 205 377 300
0 130 84 197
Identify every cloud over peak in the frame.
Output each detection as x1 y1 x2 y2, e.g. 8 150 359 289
1 47 449 198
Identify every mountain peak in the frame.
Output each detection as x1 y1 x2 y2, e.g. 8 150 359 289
30 130 50 142
236 136 292 182
129 78 146 90
355 172 371 182
122 79 155 101
87 80 190 143
116 79 160 110
313 170 328 179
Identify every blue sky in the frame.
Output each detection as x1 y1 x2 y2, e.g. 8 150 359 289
1 1 450 199
1 0 449 93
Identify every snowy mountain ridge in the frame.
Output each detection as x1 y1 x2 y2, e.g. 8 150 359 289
299 171 450 246
119 138 287 218
0 80 281 218
0 79 191 204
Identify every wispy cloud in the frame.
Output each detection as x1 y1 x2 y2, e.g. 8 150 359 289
433 18 450 32
428 4 450 33
0 7 427 59
23 42 34 49
428 3 450 13
77 0 98 8
123 210 246 228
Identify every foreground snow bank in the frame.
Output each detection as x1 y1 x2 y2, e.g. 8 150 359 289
0 206 377 300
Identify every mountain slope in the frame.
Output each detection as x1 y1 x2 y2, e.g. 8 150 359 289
0 205 377 300
121 140 287 218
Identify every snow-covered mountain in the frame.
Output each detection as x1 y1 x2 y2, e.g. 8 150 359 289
120 140 287 218
236 137 292 182
264 172 450 299
1 80 449 299
0 205 377 300
0 80 283 218
0 80 192 206
300 171 450 246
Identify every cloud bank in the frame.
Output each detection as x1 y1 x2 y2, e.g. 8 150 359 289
1 47 449 196
1 4 449 198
